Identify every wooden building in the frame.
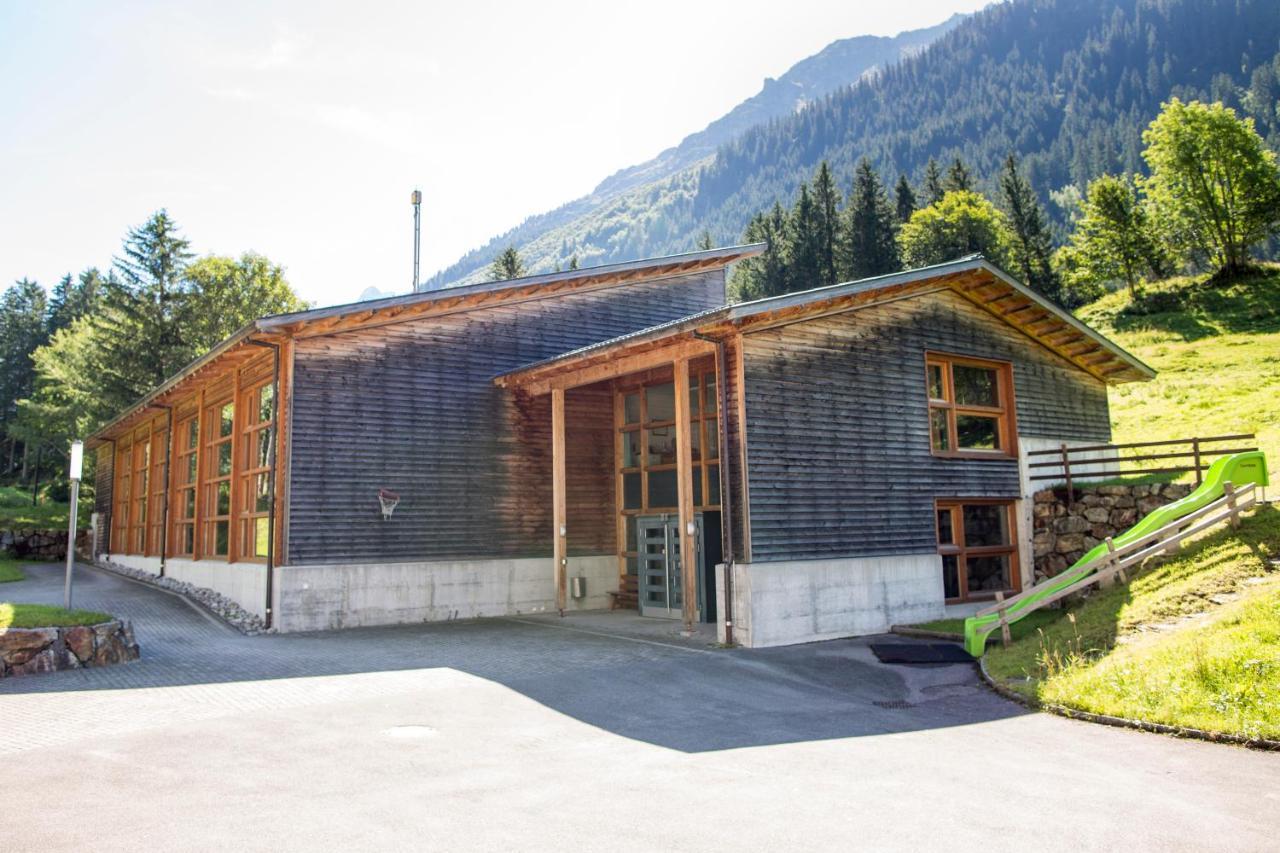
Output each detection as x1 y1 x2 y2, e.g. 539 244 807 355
89 247 1153 645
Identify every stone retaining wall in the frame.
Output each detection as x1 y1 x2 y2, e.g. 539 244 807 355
1031 482 1192 582
0 619 139 678
2 528 92 561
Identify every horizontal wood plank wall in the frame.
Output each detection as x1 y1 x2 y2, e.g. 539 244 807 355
94 444 114 554
565 381 615 556
287 270 724 565
742 289 1111 562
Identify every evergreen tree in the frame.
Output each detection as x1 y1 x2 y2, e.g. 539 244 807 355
0 279 49 469
811 161 841 286
730 203 789 300
567 255 579 271
97 210 195 402
840 159 900 279
999 154 1063 301
786 183 823 292
922 158 945 205
944 157 974 193
696 230 714 251
46 268 106 336
490 246 526 281
894 175 917 224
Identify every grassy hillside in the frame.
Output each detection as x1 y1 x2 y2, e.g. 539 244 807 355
979 268 1280 740
1078 266 1280 466
0 485 93 529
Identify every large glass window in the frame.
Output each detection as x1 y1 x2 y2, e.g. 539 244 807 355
171 413 199 556
935 499 1019 602
202 399 234 558
925 354 1014 457
238 381 274 561
616 365 722 576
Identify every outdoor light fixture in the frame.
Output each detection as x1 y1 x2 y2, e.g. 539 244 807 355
687 521 696 537
559 524 566 537
64 439 84 609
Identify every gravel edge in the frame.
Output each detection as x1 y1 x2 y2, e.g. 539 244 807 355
91 559 266 635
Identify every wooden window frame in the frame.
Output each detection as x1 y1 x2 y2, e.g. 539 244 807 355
130 427 150 555
935 497 1021 603
147 424 168 555
201 398 235 560
614 363 720 578
170 412 199 558
112 441 132 554
237 380 274 563
924 352 1018 459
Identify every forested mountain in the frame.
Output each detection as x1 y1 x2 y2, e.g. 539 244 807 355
423 14 966 288
430 0 1280 288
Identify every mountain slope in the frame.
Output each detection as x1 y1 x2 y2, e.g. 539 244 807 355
430 0 1280 290
424 14 965 288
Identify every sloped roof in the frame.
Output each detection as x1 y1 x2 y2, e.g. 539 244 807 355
88 243 765 445
495 255 1155 391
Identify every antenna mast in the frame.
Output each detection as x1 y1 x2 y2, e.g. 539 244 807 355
411 189 422 291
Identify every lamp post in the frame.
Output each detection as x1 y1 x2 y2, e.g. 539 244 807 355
64 440 83 611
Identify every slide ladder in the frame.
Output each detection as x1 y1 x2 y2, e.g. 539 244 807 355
963 451 1268 657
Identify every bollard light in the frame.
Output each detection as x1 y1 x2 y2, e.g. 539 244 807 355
69 440 83 481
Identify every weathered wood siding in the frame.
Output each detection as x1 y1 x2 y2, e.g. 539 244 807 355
94 444 114 555
742 289 1111 562
286 271 723 565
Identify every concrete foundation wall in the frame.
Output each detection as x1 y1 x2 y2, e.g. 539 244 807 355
107 554 268 618
273 554 616 632
719 553 945 648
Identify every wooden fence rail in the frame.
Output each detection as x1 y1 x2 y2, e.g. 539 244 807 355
975 482 1258 645
1027 433 1257 494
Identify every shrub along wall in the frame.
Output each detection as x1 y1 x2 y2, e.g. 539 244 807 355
1031 482 1192 582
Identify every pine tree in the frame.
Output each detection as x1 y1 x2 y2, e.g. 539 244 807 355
567 255 579 270
811 162 841 286
894 175 917 224
0 278 50 447
944 157 974 193
999 154 1063 301
490 246 526 281
923 158 945 205
46 268 106 335
840 159 901 279
697 230 714 251
97 210 195 402
786 182 823 292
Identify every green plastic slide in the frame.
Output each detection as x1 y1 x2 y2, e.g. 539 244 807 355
963 451 1268 657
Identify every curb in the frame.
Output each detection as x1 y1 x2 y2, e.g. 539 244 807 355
889 626 964 641
86 560 247 636
977 654 1280 752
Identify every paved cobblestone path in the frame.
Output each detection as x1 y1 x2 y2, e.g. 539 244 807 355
2 561 1277 852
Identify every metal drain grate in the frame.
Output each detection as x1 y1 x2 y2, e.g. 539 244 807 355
872 700 915 710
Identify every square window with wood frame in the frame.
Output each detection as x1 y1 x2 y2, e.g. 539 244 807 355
925 354 1016 457
935 499 1020 602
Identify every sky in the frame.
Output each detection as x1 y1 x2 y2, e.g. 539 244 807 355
0 0 990 307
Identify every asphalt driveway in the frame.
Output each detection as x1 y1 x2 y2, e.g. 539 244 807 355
2 561 1276 851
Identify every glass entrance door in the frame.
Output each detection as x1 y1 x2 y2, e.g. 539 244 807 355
637 514 703 619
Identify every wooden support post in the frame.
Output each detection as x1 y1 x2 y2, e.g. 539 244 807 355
1224 480 1239 529
1106 536 1126 584
673 357 697 633
1061 442 1073 503
1192 437 1203 487
995 590 1012 647
551 387 568 615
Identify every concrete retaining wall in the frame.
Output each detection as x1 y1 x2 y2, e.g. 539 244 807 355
106 555 269 619
720 553 945 648
273 554 616 632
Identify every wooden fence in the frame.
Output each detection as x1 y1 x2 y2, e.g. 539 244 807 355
1027 433 1258 495
978 481 1259 647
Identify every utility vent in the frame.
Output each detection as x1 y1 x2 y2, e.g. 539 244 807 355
872 699 915 710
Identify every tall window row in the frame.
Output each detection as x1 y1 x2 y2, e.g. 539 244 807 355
616 366 721 574
108 364 276 564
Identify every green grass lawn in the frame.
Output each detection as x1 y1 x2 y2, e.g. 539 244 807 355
911 609 1065 641
0 484 92 529
0 602 114 629
1078 266 1280 469
0 559 24 583
984 506 1280 738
